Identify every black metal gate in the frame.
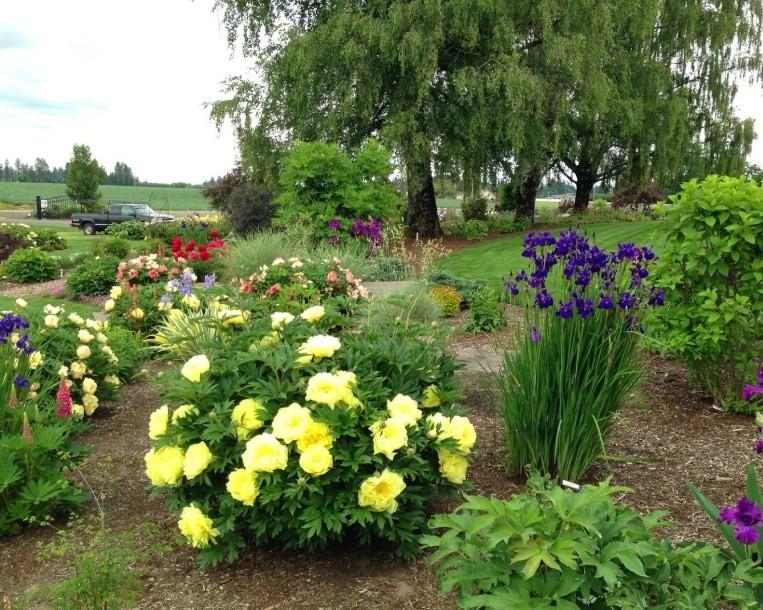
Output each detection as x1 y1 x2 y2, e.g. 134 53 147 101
36 195 100 219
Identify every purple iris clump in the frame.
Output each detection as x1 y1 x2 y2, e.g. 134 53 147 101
504 280 519 296
1 313 32 347
514 271 528 284
349 217 383 247
648 289 665 307
556 300 574 319
742 385 763 402
204 274 216 289
535 290 554 309
575 269 592 288
577 298 595 319
755 440 763 454
618 292 637 309
641 246 656 261
328 218 342 231
14 375 29 389
617 242 639 261
530 327 540 343
598 294 614 310
718 497 763 544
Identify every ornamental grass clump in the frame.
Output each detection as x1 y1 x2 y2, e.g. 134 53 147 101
145 299 471 565
495 230 664 481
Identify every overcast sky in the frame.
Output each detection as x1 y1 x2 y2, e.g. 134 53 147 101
1 1 762 184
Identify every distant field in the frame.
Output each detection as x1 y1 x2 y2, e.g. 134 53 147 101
0 182 209 211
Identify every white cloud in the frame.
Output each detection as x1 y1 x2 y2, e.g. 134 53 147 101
0 0 248 183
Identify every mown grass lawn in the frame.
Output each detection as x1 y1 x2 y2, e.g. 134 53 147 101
436 221 663 289
0 295 97 316
49 226 144 259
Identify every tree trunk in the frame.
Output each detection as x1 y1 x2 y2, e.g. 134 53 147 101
574 172 595 213
515 163 543 220
405 152 441 238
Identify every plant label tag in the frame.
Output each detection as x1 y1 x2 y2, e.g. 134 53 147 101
562 480 580 491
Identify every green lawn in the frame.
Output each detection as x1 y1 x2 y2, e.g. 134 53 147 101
44 227 144 260
0 182 209 210
0 295 97 317
437 221 663 288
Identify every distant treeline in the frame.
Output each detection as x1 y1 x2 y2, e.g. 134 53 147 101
0 156 220 188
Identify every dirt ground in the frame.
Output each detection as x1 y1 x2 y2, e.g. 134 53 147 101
1 348 758 608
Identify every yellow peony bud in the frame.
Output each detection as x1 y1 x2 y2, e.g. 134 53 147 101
297 335 341 362
181 354 210 383
270 311 294 330
148 405 169 439
357 469 406 513
299 445 333 476
437 449 469 484
422 385 441 408
183 442 214 479
271 403 313 444
104 299 115 312
231 398 264 440
300 305 325 323
386 394 422 426
177 505 219 549
369 417 408 460
226 468 258 506
44 315 59 328
241 433 288 473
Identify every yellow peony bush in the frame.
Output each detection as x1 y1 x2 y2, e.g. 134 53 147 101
145 279 471 565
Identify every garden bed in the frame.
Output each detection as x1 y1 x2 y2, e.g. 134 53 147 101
1 351 753 608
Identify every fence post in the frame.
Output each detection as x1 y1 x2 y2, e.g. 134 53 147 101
36 196 42 220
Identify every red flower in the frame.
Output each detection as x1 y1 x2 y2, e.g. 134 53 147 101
210 230 220 239
200 250 210 262
171 237 183 252
189 251 199 260
184 240 196 252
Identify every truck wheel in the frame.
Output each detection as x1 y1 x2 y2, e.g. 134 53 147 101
82 223 95 235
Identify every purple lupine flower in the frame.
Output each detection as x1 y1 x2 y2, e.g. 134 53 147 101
618 292 637 309
204 274 216 289
535 290 554 309
328 218 342 231
598 294 615 310
530 327 540 343
556 300 575 319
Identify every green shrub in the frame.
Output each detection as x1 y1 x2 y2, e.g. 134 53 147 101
224 232 302 279
4 248 60 283
105 324 147 381
105 220 145 240
136 237 167 256
648 175 763 410
464 288 504 333
425 269 486 305
35 227 68 251
463 219 488 240
423 475 739 608
92 236 130 259
440 217 466 236
487 213 531 234
67 256 121 297
227 182 275 235
366 256 413 281
429 285 463 317
275 140 398 239
144 215 231 245
612 181 665 212
592 197 608 211
369 286 443 324
461 197 488 221
53 251 88 270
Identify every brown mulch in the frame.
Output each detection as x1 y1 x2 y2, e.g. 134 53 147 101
1 351 758 607
0 277 69 300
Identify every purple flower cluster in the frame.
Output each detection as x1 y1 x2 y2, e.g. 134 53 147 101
167 270 195 296
742 364 763 403
350 218 383 247
0 313 34 355
505 230 664 322
719 497 763 544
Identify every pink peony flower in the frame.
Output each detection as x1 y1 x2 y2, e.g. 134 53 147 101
327 271 338 283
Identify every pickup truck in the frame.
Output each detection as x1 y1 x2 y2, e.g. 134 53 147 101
71 203 174 235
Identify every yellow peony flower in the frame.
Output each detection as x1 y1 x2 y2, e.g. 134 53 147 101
226 468 258 506
68 313 84 326
358 469 406 513
335 370 357 388
58 365 69 377
81 377 97 395
448 416 477 454
231 398 265 440
178 505 219 549
28 351 43 370
130 308 144 320
305 372 350 408
76 345 91 360
96 332 108 344
300 305 325 323
181 294 201 310
299 445 333 476
242 433 289 473
386 394 422 426
296 420 333 452
44 315 59 328
110 285 122 299
72 404 85 419
172 403 197 422
221 309 249 326
148 405 169 439
145 445 185 486
183 442 214 479
270 311 294 330
298 335 341 362
422 385 441 408
181 354 210 383
82 394 99 415
44 304 63 315
70 361 87 379
369 417 408 460
271 403 313 444
104 299 115 312
437 449 468 484
15 298 27 308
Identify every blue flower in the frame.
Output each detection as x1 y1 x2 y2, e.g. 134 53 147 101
204 274 216 289
618 291 637 309
530 327 540 342
598 294 614 310
556 300 574 319
577 298 595 319
647 289 665 306
14 375 29 389
535 290 554 309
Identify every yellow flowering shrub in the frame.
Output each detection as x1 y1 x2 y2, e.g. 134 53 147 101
145 282 471 566
429 285 464 317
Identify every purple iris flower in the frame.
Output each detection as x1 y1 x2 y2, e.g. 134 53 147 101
514 271 528 284
577 299 595 319
617 243 639 261
331 235 341 246
618 292 637 309
535 290 554 309
598 294 615 310
328 218 342 231
504 280 519 296
556 300 574 319
530 327 540 342
755 440 763 454
204 274 216 289
14 375 29 388
575 269 592 288
733 497 762 526
648 290 665 307
742 385 763 401
735 525 760 545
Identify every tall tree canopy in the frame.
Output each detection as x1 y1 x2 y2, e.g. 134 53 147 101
65 144 102 204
